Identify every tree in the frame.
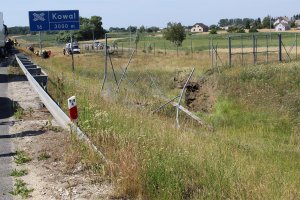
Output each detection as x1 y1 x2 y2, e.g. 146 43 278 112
209 25 219 30
56 15 106 42
90 16 106 39
262 16 272 29
127 26 137 33
218 19 230 27
252 18 262 29
8 26 30 35
163 22 186 56
139 25 146 33
147 26 160 33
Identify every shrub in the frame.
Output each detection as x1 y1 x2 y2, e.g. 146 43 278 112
209 29 218 34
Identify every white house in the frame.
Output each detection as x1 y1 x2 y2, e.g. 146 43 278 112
190 23 208 33
274 17 291 31
295 20 300 30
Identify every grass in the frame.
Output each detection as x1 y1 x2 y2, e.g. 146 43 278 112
12 101 24 120
7 65 24 76
14 151 32 165
38 152 51 161
10 179 34 199
10 169 28 177
17 37 300 199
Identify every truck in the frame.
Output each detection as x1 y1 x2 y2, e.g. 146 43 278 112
0 12 8 58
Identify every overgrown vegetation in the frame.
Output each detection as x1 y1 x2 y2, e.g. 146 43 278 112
18 32 300 199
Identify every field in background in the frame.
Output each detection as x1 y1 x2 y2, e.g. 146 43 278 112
16 31 300 199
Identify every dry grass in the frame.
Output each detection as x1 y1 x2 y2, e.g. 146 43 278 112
17 43 300 199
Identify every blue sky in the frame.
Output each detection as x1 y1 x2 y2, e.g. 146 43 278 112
2 0 299 28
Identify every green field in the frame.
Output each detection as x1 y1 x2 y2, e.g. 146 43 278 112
17 31 300 199
110 32 299 52
15 31 300 52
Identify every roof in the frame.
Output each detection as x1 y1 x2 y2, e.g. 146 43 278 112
193 23 208 29
274 16 290 26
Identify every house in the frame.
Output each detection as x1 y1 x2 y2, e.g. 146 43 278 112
274 17 291 31
295 20 300 30
190 23 209 33
185 26 193 32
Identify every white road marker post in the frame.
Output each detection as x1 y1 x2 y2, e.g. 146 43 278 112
68 96 78 123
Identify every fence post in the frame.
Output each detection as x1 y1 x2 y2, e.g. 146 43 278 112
241 35 244 66
252 35 256 65
296 33 298 60
266 34 269 64
101 33 108 91
211 40 214 68
190 39 193 54
228 36 232 67
278 34 282 62
215 45 218 68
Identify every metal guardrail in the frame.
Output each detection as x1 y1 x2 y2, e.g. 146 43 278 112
15 54 106 161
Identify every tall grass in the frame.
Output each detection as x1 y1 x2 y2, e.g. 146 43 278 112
20 45 300 199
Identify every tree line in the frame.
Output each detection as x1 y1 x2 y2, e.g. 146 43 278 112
217 13 300 30
7 13 300 41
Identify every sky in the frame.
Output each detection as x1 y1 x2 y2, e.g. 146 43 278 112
1 0 299 29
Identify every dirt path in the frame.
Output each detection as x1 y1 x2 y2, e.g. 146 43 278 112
6 62 114 199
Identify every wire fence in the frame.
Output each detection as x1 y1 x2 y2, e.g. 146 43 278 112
80 32 299 68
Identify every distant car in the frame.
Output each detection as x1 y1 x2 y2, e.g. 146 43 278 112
94 41 104 49
65 42 80 54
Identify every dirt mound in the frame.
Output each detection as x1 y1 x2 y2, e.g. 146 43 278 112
185 78 217 113
174 70 217 113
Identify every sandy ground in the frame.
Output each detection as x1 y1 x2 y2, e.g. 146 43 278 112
7 70 114 199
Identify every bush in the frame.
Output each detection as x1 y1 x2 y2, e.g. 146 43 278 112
209 29 218 34
236 27 245 33
249 27 258 33
227 26 245 33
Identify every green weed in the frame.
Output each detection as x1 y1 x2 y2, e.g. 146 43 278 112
14 151 31 165
10 179 34 198
12 102 24 120
38 152 51 161
10 169 28 177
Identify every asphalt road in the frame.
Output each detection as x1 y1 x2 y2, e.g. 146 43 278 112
0 58 14 200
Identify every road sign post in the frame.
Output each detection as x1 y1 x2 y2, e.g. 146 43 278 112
29 10 80 32
29 10 80 71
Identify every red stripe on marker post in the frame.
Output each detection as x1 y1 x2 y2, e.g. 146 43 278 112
68 96 78 121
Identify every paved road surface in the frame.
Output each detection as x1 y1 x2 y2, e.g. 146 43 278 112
0 58 14 200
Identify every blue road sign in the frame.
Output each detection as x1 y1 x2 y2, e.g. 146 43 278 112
29 11 49 31
29 10 80 32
